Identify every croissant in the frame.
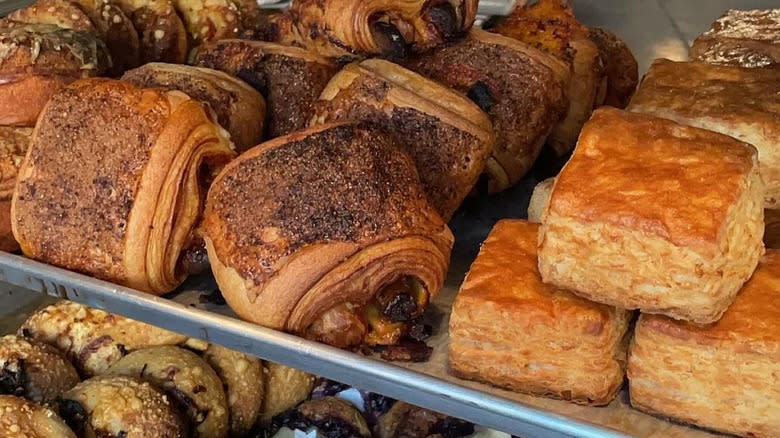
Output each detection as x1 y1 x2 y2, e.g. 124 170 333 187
192 39 339 138
11 78 235 295
403 29 570 193
312 59 494 220
122 63 266 153
278 0 478 59
203 123 453 349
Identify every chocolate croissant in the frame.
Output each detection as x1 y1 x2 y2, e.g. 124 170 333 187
278 0 478 60
403 29 569 193
312 59 494 220
203 123 453 349
192 39 339 139
11 78 235 295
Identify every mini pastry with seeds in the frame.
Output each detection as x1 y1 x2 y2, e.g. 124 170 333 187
0 394 76 438
0 335 80 404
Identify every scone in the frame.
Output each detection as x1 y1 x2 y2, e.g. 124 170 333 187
628 59 780 208
538 108 764 324
450 220 631 405
690 9 780 68
628 250 780 437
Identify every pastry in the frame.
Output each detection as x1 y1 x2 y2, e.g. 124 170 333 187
492 0 606 156
766 208 780 249
122 62 266 153
588 27 638 108
312 59 495 220
0 23 109 127
527 177 555 223
451 220 631 405
0 127 30 252
113 0 188 64
274 0 478 60
171 0 241 45
203 123 453 348
11 78 235 295
374 402 474 438
192 39 339 138
262 362 316 422
0 335 80 403
0 395 76 438
538 108 764 324
59 375 187 438
203 344 264 436
5 0 94 31
691 9 780 69
19 301 188 376
108 346 228 437
628 59 780 208
404 29 569 193
628 250 780 437
272 397 371 437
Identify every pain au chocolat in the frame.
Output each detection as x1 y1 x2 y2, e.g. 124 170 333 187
404 29 569 193
192 39 339 139
312 59 494 220
538 108 764 324
11 78 235 295
122 62 266 153
203 123 453 349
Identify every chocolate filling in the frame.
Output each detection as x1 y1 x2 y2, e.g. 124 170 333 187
58 398 89 434
0 359 26 397
466 81 495 112
426 2 459 39
370 20 410 59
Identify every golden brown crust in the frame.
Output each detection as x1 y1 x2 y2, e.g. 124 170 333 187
7 0 94 31
588 27 638 108
0 127 30 252
0 75 74 127
261 362 314 422
628 252 780 436
203 123 453 337
192 39 339 138
691 8 780 68
403 29 569 193
450 220 630 406
0 395 76 438
69 0 141 73
171 0 241 44
312 59 494 220
60 375 187 438
108 346 228 438
12 78 235 295
285 0 478 59
113 0 188 64
19 301 189 377
628 59 780 208
539 108 765 324
0 335 80 404
122 62 265 152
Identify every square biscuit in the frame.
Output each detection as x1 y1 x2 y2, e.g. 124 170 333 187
538 108 764 324
450 220 631 406
629 58 780 208
628 250 780 437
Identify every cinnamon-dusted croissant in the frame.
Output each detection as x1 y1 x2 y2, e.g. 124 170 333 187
203 123 453 349
0 127 30 252
122 63 265 153
277 0 478 60
11 78 235 295
0 23 110 127
403 29 569 193
113 0 188 64
312 59 494 220
192 39 339 138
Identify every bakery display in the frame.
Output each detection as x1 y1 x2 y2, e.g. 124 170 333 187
11 78 235 295
312 59 495 220
404 29 569 193
628 58 780 208
0 394 76 438
538 108 764 324
203 123 453 349
19 301 188 376
691 8 780 68
108 346 229 437
628 250 780 436
451 220 631 405
267 0 478 60
59 375 188 438
122 62 266 153
192 39 339 138
0 335 80 403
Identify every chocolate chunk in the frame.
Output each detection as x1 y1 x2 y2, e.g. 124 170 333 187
432 417 475 438
383 294 417 322
0 359 26 397
361 391 396 425
427 3 458 39
379 342 433 362
407 321 432 342
466 81 495 113
370 21 409 59
179 238 210 276
58 398 89 434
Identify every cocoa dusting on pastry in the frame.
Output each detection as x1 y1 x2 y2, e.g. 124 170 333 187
210 124 439 284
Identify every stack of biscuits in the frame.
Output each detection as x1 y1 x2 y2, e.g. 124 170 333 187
450 8 780 437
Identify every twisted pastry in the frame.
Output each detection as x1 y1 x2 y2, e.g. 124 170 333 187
203 123 453 349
